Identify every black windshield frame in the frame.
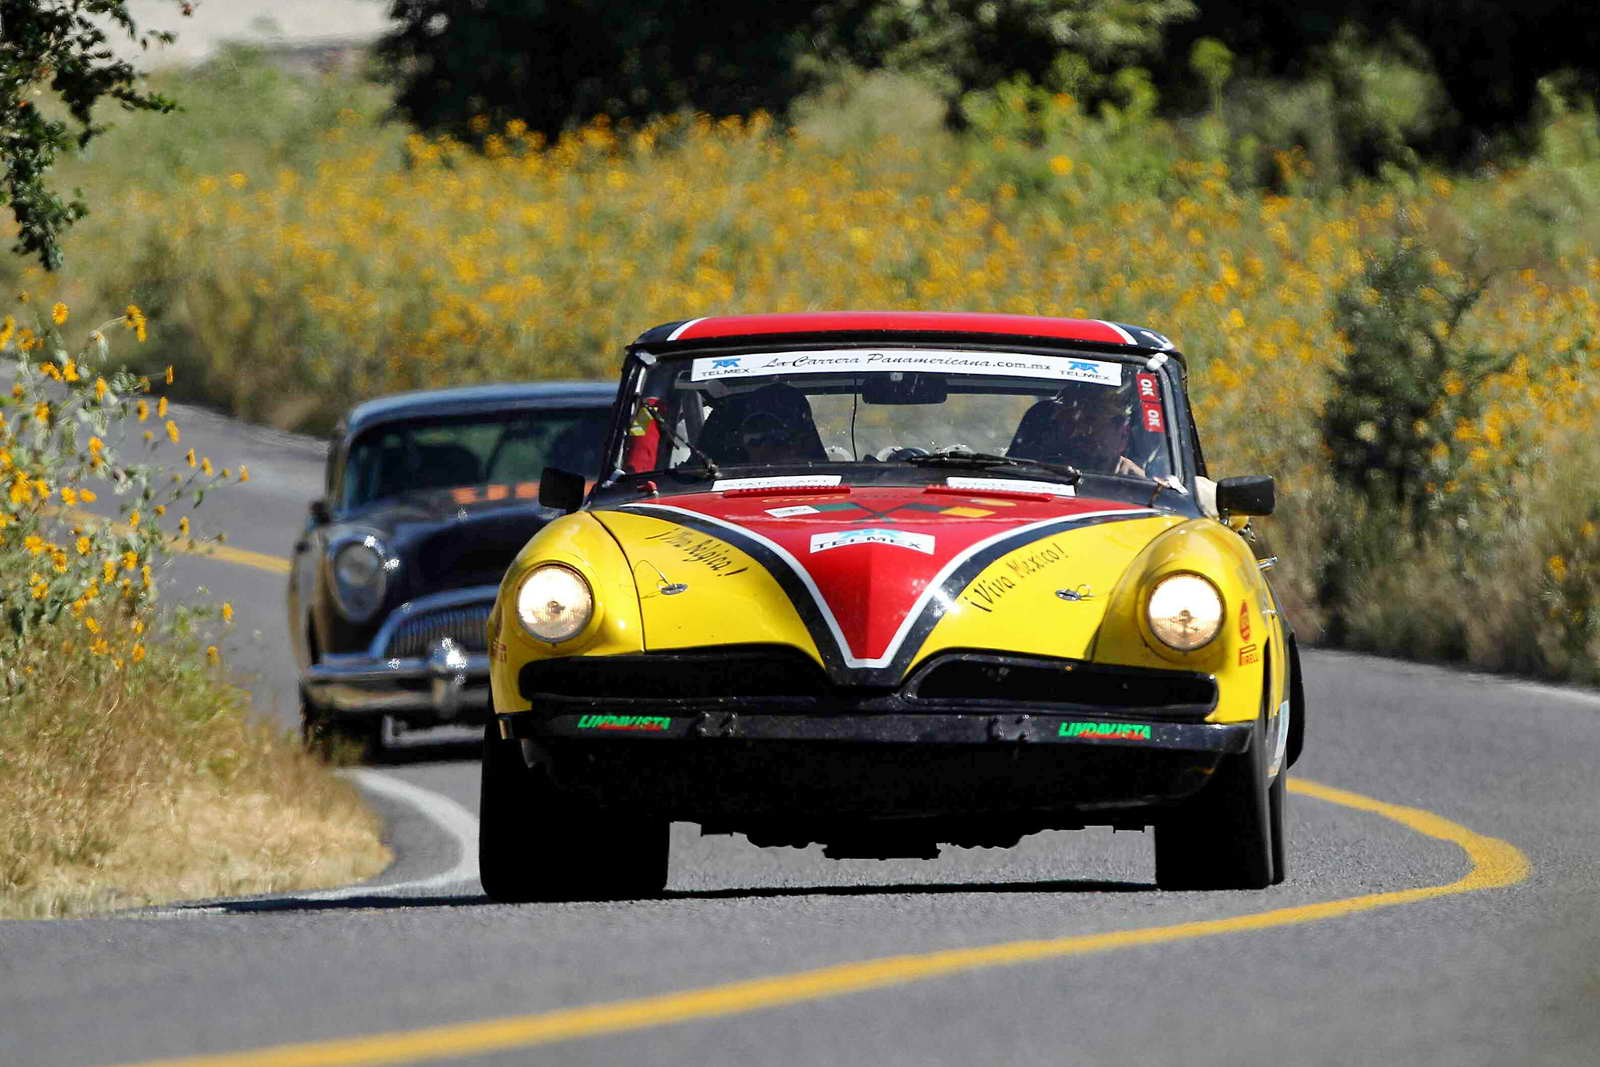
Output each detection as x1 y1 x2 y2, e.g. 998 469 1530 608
594 339 1199 503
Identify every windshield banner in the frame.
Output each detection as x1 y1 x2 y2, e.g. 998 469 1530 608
689 349 1122 385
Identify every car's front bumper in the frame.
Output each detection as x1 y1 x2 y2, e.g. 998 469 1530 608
303 586 497 724
499 706 1249 837
499 646 1243 827
305 651 490 720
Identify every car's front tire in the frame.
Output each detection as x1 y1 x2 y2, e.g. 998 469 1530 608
1153 713 1277 890
478 722 669 903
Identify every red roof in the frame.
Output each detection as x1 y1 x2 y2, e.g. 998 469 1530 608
649 312 1142 346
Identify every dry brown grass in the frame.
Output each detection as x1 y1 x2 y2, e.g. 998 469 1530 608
0 616 391 918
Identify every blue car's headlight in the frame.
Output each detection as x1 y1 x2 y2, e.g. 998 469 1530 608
331 536 390 622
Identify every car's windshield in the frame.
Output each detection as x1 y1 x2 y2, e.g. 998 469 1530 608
341 408 610 511
614 348 1176 482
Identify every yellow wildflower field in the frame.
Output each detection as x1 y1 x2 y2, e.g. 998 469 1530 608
9 99 1600 679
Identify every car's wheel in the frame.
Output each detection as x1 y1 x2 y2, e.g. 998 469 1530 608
1154 713 1275 890
478 722 669 903
300 696 382 764
1268 768 1287 885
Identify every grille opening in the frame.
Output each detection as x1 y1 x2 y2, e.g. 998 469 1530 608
523 646 830 701
911 655 1215 710
386 604 492 659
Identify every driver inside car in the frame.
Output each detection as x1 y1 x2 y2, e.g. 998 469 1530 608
738 409 809 465
1008 380 1146 477
701 383 828 465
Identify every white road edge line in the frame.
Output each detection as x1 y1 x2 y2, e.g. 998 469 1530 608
324 769 482 898
145 770 481 917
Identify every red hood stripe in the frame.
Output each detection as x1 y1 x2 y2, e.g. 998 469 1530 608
669 312 1134 346
619 491 1154 673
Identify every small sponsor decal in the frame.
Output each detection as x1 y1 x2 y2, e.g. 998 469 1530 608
1239 601 1251 640
765 504 820 517
1137 372 1165 431
713 475 843 492
490 639 508 663
689 348 1118 383
1059 721 1152 740
1064 359 1123 386
810 527 935 554
576 714 672 732
448 482 541 505
1238 642 1260 666
945 476 1075 497
939 506 993 518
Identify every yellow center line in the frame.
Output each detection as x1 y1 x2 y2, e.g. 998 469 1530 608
62 506 291 575
115 778 1529 1067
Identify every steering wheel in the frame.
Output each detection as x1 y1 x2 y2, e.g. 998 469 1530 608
876 446 930 462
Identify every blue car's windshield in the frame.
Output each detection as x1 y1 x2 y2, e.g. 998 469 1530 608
341 409 610 510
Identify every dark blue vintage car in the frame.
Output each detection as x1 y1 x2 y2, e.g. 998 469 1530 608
289 381 615 755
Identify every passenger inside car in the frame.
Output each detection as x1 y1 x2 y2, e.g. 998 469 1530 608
1008 380 1146 478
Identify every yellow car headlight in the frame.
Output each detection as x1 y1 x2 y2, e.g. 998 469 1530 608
515 564 594 643
1146 573 1224 651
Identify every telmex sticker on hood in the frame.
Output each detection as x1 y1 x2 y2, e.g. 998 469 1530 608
712 475 843 492
690 349 1122 385
811 527 935 554
945 476 1076 497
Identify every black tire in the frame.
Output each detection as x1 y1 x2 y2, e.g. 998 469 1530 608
1268 768 1287 885
1154 713 1275 890
300 698 382 764
478 723 669 903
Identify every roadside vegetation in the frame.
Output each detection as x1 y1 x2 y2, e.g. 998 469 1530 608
0 303 390 917
5 6 1600 690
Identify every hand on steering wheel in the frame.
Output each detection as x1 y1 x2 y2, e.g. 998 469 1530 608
876 445 930 462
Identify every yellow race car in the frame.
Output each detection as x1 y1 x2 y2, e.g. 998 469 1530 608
481 312 1302 900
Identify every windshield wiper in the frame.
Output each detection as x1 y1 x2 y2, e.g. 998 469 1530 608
904 449 1082 485
639 399 720 478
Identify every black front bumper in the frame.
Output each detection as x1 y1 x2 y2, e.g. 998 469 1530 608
501 648 1242 830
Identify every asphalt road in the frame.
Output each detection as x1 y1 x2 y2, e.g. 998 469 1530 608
4 399 1600 1067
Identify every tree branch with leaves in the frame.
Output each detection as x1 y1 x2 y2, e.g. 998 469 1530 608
1 0 189 270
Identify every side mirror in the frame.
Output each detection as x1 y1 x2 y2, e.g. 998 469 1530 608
308 498 332 525
539 467 586 513
1215 476 1275 517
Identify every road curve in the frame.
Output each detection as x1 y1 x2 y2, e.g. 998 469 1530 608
3 401 1599 1067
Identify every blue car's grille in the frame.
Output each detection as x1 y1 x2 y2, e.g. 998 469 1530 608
385 604 492 659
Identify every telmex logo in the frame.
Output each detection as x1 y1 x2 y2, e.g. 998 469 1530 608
810 528 936 554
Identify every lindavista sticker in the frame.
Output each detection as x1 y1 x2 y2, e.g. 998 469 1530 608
576 714 672 732
689 348 1122 384
713 475 843 492
810 527 935 554
766 505 820 517
1059 722 1152 740
945 476 1075 497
